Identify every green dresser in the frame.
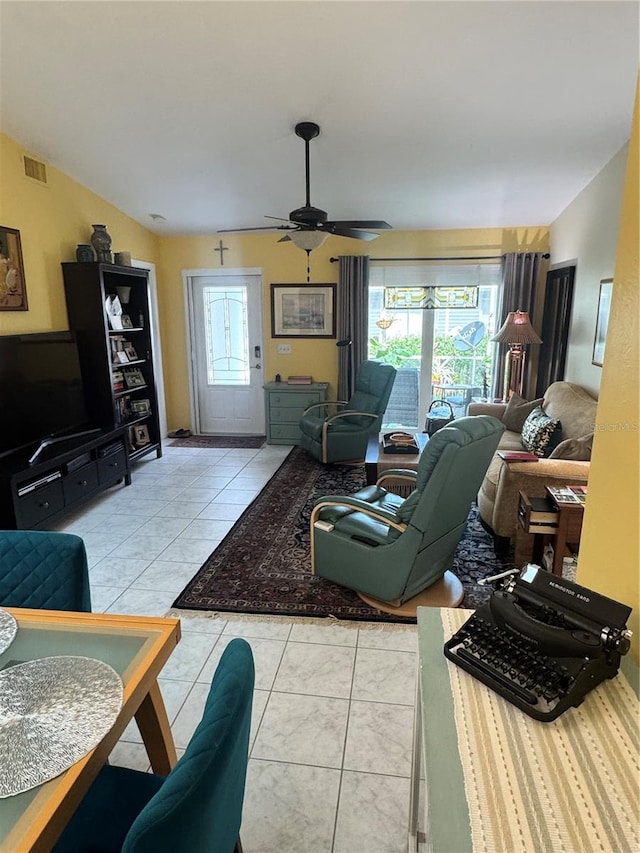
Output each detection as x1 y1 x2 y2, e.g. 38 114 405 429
264 381 329 445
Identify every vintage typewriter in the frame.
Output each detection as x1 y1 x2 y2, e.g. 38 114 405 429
444 565 633 722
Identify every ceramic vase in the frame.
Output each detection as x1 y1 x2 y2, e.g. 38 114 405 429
90 224 113 263
75 244 95 263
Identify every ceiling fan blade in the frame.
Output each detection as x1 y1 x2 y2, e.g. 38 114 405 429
325 220 392 230
217 224 296 234
322 225 380 241
217 226 280 233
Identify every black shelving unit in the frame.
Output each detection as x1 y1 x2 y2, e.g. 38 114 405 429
62 262 162 463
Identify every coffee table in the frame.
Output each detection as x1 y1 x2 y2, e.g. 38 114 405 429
365 432 428 486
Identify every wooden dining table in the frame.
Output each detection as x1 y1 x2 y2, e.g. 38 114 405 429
0 608 181 853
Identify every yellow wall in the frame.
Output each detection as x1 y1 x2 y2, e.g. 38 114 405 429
0 133 159 335
576 81 639 660
156 227 548 429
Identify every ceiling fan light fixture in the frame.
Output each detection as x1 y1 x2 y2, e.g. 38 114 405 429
288 230 328 251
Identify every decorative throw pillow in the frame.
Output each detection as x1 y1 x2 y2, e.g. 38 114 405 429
520 406 563 457
502 393 544 432
549 432 594 461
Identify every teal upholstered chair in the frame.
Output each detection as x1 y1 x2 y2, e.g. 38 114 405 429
299 360 397 463
53 638 255 853
0 530 91 611
310 416 505 614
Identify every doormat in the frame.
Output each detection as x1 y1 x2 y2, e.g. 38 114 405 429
169 435 266 449
172 447 515 623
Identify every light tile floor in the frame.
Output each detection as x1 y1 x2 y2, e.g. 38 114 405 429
51 443 418 853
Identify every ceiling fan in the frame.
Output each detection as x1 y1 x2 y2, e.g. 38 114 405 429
218 121 392 250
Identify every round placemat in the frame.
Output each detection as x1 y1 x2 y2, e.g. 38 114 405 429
0 609 17 657
0 656 123 798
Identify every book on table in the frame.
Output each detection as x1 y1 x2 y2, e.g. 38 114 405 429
497 450 539 462
287 375 313 384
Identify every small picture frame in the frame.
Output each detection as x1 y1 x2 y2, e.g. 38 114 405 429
124 367 146 388
123 342 138 361
133 424 150 447
121 314 133 329
131 398 151 416
115 351 129 364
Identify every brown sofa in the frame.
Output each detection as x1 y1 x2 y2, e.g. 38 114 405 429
468 381 597 542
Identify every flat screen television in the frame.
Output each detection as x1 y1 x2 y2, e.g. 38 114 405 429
0 330 96 460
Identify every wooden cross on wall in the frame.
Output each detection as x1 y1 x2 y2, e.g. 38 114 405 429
214 240 228 266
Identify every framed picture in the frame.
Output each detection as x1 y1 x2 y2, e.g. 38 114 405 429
0 226 28 311
131 398 151 416
592 278 613 367
133 424 150 447
124 367 146 388
123 342 138 361
115 351 129 364
121 314 133 329
270 283 336 338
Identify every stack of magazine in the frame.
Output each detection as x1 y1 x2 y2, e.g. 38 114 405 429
546 485 587 505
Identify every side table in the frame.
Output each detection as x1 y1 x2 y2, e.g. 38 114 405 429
263 381 329 445
517 490 583 576
365 432 428 487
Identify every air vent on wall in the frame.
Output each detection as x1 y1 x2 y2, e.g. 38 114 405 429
23 155 47 184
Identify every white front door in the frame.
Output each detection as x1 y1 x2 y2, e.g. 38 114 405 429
188 272 264 434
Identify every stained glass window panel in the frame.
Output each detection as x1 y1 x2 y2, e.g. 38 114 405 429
203 287 249 385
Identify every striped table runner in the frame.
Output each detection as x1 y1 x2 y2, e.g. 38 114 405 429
438 608 639 853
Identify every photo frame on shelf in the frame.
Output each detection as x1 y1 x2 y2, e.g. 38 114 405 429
270 283 336 338
0 225 28 311
133 424 150 447
131 398 151 416
121 314 133 329
124 367 146 388
115 351 129 364
592 278 612 367
123 342 138 361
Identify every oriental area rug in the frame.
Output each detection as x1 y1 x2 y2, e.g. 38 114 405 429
172 447 514 623
169 435 266 449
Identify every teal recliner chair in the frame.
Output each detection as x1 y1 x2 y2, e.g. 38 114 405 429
310 416 505 614
299 360 397 464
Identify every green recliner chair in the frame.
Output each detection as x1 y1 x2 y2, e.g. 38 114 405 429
299 360 397 464
310 415 505 613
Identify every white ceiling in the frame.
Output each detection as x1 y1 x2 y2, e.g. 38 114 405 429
1 1 638 236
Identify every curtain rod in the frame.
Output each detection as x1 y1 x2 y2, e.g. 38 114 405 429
329 253 550 263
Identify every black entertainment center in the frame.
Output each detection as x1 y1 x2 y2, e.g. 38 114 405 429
0 428 131 529
0 330 132 529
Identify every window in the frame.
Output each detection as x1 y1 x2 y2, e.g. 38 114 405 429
368 264 501 427
203 286 250 385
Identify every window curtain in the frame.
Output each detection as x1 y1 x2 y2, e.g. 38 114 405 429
493 252 546 400
337 255 369 399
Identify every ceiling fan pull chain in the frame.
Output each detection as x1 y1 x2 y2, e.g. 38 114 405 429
306 249 311 283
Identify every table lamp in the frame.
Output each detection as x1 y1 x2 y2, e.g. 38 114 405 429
491 310 542 400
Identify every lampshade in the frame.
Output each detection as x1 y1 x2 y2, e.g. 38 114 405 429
491 311 542 345
288 230 328 251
